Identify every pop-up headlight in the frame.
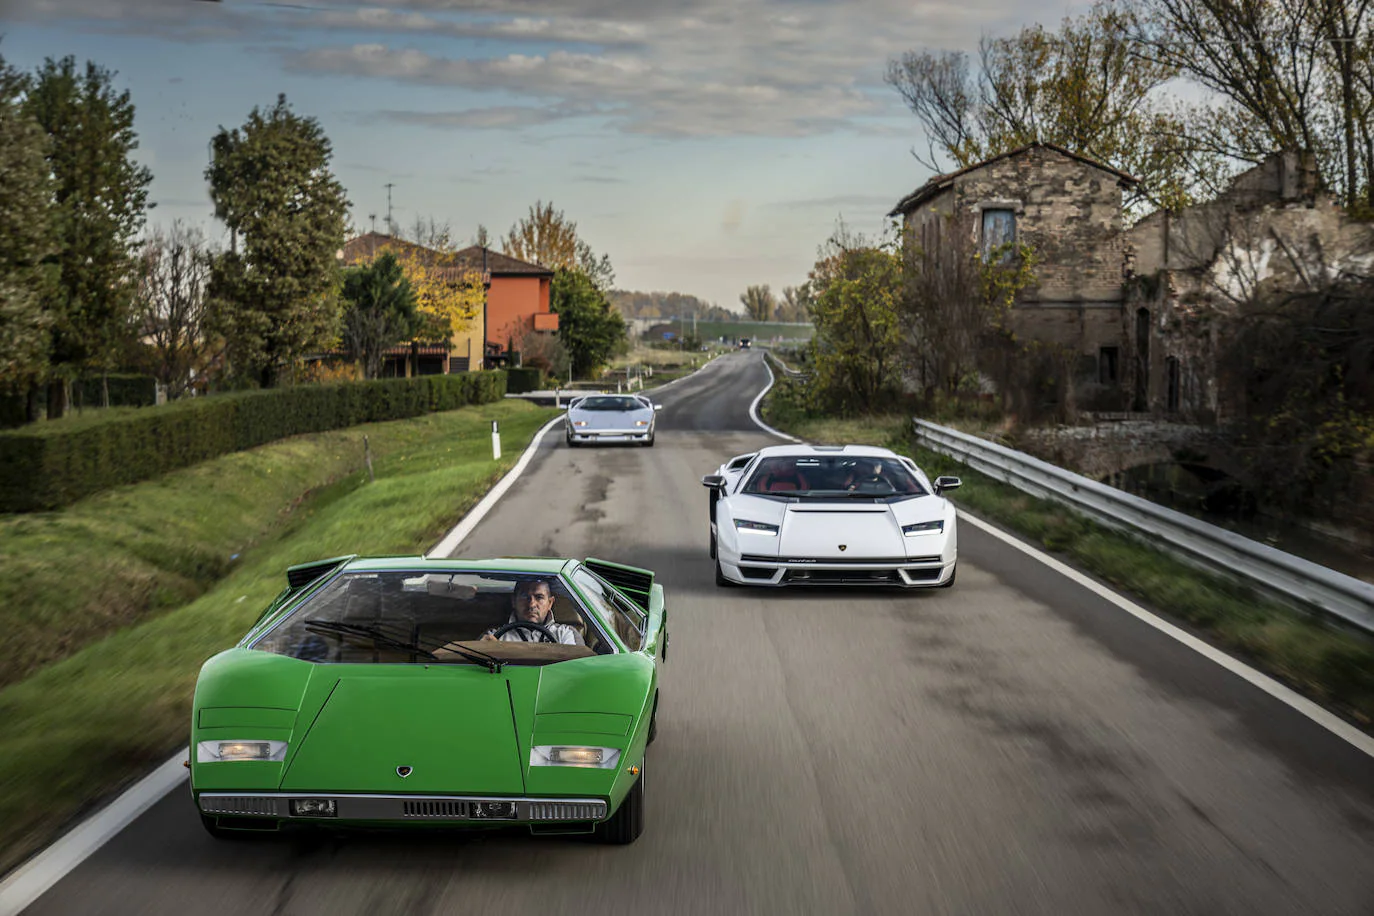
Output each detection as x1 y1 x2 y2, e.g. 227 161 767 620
902 520 944 536
734 519 779 536
530 745 622 769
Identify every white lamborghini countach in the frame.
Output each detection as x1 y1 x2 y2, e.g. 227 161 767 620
701 445 961 588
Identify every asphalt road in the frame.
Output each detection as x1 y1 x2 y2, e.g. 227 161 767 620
26 351 1374 915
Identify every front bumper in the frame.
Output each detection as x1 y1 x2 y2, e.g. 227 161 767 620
566 426 652 443
720 554 954 587
199 792 607 828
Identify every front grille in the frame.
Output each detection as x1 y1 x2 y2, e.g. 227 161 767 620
402 799 469 819
743 555 940 565
200 796 283 816
784 569 900 584
738 566 777 580
529 801 606 821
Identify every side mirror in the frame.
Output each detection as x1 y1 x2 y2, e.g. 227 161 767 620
701 474 725 489
934 476 962 494
653 403 663 411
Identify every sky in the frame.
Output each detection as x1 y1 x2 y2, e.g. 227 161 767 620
1 0 1089 311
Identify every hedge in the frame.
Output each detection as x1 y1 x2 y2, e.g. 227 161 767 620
0 371 507 512
505 367 543 394
1 374 158 430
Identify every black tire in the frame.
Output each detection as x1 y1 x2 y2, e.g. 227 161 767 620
714 555 734 587
647 694 659 745
596 758 645 844
709 533 716 559
643 434 655 448
936 564 957 589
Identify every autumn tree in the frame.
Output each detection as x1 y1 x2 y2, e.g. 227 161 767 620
0 53 56 417
887 1 1212 211
133 222 216 398
740 284 776 321
341 252 419 379
382 243 484 345
550 268 627 378
24 56 152 415
205 94 349 387
503 200 615 289
775 285 815 322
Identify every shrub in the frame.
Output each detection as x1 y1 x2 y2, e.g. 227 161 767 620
0 371 507 512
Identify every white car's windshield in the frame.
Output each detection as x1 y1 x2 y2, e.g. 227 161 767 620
742 456 928 498
576 396 645 412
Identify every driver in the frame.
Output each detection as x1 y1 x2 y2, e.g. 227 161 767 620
846 460 891 492
480 578 582 645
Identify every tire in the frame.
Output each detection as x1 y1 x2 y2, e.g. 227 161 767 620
596 758 645 844
708 532 716 559
200 814 251 841
714 555 735 587
936 564 957 589
565 431 578 448
647 694 659 745
643 434 655 448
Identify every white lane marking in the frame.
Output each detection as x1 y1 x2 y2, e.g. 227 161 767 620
0 411 568 906
959 509 1374 758
427 413 566 558
747 357 801 443
0 752 188 916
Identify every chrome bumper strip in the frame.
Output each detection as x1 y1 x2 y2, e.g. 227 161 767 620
198 793 607 822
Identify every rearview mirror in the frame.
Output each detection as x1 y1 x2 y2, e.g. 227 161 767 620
653 403 662 411
701 474 725 489
934 476 962 494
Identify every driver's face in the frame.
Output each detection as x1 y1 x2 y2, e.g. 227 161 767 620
512 584 554 624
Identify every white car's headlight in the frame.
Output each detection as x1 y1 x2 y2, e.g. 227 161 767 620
902 520 944 536
573 420 587 427
734 519 779 535
530 745 622 769
634 419 649 426
197 740 288 762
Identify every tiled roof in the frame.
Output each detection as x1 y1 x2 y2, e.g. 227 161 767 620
341 233 553 277
887 141 1140 216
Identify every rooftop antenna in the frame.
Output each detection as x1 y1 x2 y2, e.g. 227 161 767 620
384 183 395 234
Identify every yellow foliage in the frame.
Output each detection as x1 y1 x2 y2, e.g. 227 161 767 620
382 244 484 342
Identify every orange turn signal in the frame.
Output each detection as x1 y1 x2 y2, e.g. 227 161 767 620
628 766 640 776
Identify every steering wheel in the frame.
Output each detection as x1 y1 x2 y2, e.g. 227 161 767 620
490 621 559 643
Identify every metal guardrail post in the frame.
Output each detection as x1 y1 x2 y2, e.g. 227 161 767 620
911 418 1374 634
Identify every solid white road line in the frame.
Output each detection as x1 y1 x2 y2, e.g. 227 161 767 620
747 357 801 443
0 410 570 911
0 752 189 916
742 366 1374 758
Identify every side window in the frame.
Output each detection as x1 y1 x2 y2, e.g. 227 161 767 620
981 208 1016 262
573 570 644 651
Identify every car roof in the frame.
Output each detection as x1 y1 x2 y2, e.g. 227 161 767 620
752 444 900 459
340 556 575 575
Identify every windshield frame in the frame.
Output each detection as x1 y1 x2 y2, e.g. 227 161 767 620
739 454 930 500
245 566 619 664
573 396 649 412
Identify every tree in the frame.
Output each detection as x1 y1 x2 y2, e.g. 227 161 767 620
133 222 216 398
24 56 152 416
775 285 815 322
403 215 453 250
550 268 627 378
473 224 491 247
341 252 419 379
205 94 349 387
887 1 1210 212
518 325 571 378
740 284 776 321
0 53 56 411
504 200 615 289
806 230 905 410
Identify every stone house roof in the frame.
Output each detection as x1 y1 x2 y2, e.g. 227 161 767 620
887 142 1139 217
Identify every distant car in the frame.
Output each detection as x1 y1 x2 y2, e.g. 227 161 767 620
701 444 960 588
738 338 752 349
191 555 665 844
565 394 660 447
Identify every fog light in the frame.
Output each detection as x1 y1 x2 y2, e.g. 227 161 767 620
471 801 518 820
289 798 337 817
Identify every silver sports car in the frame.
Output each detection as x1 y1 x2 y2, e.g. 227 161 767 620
701 444 961 588
565 394 661 447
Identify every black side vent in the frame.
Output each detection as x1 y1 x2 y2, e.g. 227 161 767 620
286 555 356 590
584 558 653 610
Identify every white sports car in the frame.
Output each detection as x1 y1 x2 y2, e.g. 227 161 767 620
701 445 961 588
564 394 660 447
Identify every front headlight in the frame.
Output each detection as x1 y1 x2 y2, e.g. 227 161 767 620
902 520 944 536
196 740 289 763
734 519 779 535
634 419 649 427
530 745 622 769
573 420 588 427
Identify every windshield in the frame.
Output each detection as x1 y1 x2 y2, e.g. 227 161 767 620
575 396 646 412
741 456 928 498
251 570 609 665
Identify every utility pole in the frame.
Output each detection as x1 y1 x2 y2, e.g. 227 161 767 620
368 213 377 233
384 183 395 234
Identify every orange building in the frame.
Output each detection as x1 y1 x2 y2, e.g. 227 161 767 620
341 233 557 372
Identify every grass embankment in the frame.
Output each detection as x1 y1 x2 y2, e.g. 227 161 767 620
761 407 1374 729
0 400 556 876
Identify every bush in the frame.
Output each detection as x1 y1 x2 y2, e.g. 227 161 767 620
505 367 543 394
0 371 507 512
0 375 158 430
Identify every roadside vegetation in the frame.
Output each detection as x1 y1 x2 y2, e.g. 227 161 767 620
0 399 555 876
760 404 1374 731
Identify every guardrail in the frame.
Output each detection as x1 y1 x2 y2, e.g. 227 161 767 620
913 419 1374 635
763 349 809 381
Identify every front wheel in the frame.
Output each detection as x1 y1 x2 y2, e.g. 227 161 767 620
596 758 645 844
708 532 716 559
714 555 735 587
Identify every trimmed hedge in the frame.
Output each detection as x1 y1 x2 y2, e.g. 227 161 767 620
505 367 543 394
0 371 507 512
1 375 158 430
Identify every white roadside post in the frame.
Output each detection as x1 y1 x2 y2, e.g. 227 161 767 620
491 420 501 460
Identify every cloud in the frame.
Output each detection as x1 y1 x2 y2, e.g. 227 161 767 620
371 104 582 130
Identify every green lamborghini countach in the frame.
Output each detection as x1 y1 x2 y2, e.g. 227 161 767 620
190 555 666 844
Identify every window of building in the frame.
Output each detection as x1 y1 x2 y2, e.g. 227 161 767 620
1099 347 1119 385
1166 356 1181 412
981 209 1016 261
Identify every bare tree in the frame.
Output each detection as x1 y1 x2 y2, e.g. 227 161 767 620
739 284 776 321
134 222 216 397
403 215 454 251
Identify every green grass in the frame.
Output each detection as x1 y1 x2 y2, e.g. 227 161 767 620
0 400 556 875
693 320 813 342
763 409 1374 729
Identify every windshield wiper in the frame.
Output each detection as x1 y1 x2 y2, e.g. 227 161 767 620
436 639 505 674
302 619 438 661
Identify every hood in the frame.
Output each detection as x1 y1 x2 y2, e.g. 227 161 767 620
570 409 653 431
727 494 948 560
279 671 525 794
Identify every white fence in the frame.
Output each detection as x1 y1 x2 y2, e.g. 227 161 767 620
913 419 1374 634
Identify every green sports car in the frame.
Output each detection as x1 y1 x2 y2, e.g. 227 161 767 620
191 555 666 844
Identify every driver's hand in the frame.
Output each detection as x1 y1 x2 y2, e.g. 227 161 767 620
479 632 497 642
